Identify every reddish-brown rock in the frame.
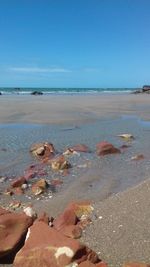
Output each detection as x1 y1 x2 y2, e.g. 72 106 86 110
30 142 55 160
53 207 78 231
67 201 93 219
24 163 47 180
0 206 10 216
77 217 92 229
79 261 95 266
75 246 100 265
51 155 71 171
11 176 26 188
13 221 100 267
0 212 33 258
71 144 90 153
60 224 82 239
96 141 121 156
95 262 108 267
37 212 51 225
24 169 37 180
31 178 48 195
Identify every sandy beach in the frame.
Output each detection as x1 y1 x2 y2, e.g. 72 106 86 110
0 94 150 124
0 93 150 267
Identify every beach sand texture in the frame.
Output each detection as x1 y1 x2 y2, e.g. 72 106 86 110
0 94 150 267
0 94 150 124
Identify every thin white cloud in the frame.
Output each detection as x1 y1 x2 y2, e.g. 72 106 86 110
9 67 71 73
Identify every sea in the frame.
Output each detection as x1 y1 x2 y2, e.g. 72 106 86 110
0 87 136 95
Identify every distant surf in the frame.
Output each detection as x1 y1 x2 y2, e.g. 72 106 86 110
0 87 135 95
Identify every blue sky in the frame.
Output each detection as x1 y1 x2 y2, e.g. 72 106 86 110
0 0 150 87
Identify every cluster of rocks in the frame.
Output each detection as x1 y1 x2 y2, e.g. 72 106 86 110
3 141 121 198
3 134 144 201
132 85 150 94
0 201 106 266
0 202 149 267
0 135 147 266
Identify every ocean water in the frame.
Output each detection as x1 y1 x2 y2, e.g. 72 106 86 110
0 87 135 95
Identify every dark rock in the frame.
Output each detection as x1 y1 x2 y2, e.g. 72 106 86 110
31 91 43 95
132 85 150 94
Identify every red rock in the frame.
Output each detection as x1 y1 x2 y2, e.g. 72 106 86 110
76 246 100 264
0 206 10 216
38 212 50 225
51 155 71 171
30 142 55 160
123 264 150 267
24 169 37 180
53 207 78 231
61 225 82 239
78 217 92 229
96 141 121 156
96 262 108 267
24 163 47 180
67 201 93 219
43 142 55 158
13 221 100 267
11 176 26 188
79 260 95 266
0 212 33 258
71 144 90 153
32 178 48 195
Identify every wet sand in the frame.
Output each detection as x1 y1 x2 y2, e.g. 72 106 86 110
0 93 150 266
0 94 150 124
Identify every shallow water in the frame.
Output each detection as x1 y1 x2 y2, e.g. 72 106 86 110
0 116 150 200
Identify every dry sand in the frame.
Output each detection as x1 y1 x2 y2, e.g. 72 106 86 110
82 178 150 266
0 94 150 266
